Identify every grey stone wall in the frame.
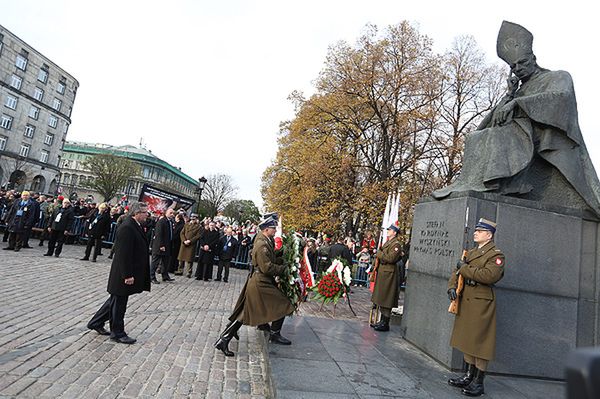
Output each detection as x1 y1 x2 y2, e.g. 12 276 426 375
400 191 600 379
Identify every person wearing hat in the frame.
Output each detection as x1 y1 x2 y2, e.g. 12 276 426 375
447 218 505 397
214 214 294 357
370 223 403 332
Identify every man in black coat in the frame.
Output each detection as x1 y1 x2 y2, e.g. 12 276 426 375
43 199 75 257
3 191 35 252
216 226 239 282
196 221 220 281
81 203 112 262
150 208 175 283
328 236 354 266
87 201 151 344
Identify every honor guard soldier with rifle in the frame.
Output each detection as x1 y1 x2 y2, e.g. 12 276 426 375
447 218 505 397
370 223 403 332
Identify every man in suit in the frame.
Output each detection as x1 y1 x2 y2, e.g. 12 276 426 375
81 203 112 262
216 226 239 282
43 198 75 258
150 208 175 284
196 221 220 281
86 201 151 344
4 191 36 252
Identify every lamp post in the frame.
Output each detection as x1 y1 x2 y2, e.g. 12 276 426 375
195 176 207 215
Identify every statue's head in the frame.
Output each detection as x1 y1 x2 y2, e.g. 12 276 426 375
497 21 538 80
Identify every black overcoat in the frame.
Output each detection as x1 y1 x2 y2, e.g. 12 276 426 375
7 199 36 233
50 206 75 232
87 210 112 238
151 216 173 256
198 228 220 264
107 216 151 296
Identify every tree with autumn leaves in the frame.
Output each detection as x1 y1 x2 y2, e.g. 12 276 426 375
262 21 505 238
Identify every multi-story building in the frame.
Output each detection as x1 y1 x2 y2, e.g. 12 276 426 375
0 24 78 193
60 141 198 202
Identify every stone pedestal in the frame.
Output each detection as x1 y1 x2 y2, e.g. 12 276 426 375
400 191 600 379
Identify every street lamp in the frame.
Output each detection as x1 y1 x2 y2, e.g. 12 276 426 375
195 176 207 215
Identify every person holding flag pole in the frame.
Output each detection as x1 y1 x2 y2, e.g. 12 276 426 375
369 192 403 331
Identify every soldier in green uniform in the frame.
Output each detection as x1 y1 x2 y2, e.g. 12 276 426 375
447 218 505 397
370 224 403 332
214 215 294 357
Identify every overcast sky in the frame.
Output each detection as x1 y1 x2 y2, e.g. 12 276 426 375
2 0 598 209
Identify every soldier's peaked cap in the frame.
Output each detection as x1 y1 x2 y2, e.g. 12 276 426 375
475 218 497 233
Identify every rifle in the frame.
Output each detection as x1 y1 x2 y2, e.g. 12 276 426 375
448 207 469 314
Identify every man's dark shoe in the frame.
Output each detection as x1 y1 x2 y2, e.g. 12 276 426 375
257 324 271 332
151 279 160 284
22 245 32 249
3 247 15 250
163 277 175 282
43 253 52 256
223 279 228 283
90 326 110 336
91 259 97 263
80 257 89 261
215 278 221 282
38 242 44 246
54 254 59 257
269 332 292 345
111 335 136 344
108 254 113 259
195 277 202 280
203 279 210 282
13 248 20 252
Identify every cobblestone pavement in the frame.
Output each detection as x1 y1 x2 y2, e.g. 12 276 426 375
0 242 273 399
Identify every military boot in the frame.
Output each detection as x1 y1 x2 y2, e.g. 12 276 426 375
214 321 242 357
461 368 485 397
448 363 475 388
373 316 390 331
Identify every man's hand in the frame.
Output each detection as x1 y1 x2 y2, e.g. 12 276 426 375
124 277 134 285
448 288 457 301
203 245 209 251
160 246 165 252
456 260 467 269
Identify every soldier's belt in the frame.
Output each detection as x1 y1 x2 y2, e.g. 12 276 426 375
464 279 495 288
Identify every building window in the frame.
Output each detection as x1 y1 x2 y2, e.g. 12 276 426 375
1 115 13 130
19 144 30 157
24 124 35 138
44 133 55 146
62 123 69 134
0 34 3 56
40 150 49 163
38 65 49 84
4 95 17 110
52 98 62 112
0 136 6 151
57 81 66 94
10 75 22 90
15 54 28 71
48 115 58 128
33 87 44 101
29 106 40 120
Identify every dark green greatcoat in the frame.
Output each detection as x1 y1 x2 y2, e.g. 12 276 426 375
229 231 294 326
371 236 403 309
448 241 505 360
